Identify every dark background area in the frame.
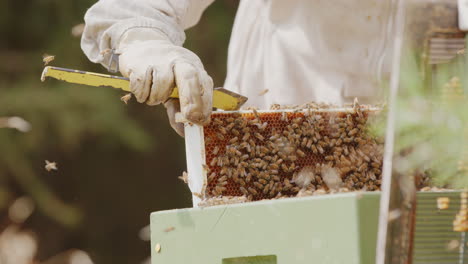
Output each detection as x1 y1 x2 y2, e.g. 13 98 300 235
0 1 238 263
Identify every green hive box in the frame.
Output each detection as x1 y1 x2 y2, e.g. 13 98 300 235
150 193 380 264
150 191 463 264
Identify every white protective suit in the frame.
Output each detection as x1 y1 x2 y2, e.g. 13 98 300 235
82 0 393 116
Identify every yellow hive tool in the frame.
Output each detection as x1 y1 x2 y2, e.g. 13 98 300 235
41 66 248 111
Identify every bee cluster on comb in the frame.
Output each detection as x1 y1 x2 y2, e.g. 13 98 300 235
202 104 384 203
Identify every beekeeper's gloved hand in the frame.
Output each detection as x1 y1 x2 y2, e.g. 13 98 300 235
117 29 213 137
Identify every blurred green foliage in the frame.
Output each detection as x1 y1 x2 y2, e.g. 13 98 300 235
370 43 468 189
0 0 237 263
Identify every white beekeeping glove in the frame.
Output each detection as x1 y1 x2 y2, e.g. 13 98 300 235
117 29 213 136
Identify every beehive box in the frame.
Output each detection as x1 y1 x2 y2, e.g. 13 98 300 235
182 106 383 207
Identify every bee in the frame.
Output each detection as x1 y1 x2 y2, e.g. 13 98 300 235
239 178 246 186
42 54 55 65
238 154 248 161
258 178 268 185
211 146 220 155
371 161 381 168
317 145 324 154
335 138 343 146
252 108 259 119
270 169 279 175
229 137 239 144
226 123 235 131
248 187 258 195
310 145 318 154
240 186 249 195
289 162 296 172
208 172 216 182
276 158 284 165
288 155 298 161
263 184 271 194
348 128 359 136
290 187 300 193
258 89 269 96
258 122 268 130
281 112 289 122
226 117 235 123
296 149 306 158
343 137 353 143
220 167 228 175
293 117 302 124
215 132 225 141
254 182 264 189
246 173 252 182
242 132 250 141
254 133 264 141
325 156 334 161
215 186 226 193
232 128 240 136
213 118 223 126
219 126 227 135
210 157 218 167
272 175 281 182
301 137 308 148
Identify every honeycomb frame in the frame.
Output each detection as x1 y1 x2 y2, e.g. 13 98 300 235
183 106 384 206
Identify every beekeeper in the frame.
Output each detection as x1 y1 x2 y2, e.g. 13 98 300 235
81 0 393 136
